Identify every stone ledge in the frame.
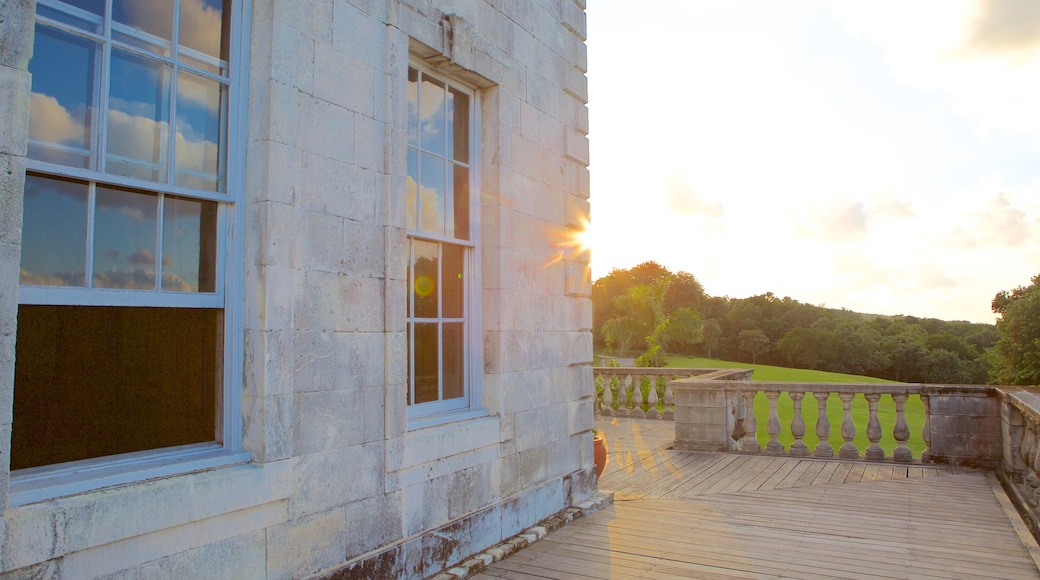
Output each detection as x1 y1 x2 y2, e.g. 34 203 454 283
426 491 613 580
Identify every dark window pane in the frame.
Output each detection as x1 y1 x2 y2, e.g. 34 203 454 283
420 75 446 156
442 244 464 319
414 323 439 404
453 165 469 240
12 305 220 470
93 186 159 289
28 25 99 168
442 323 464 400
418 152 445 236
20 175 88 287
449 87 469 163
162 196 217 292
412 240 438 318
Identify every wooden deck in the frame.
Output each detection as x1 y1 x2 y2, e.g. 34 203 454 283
476 417 1040 579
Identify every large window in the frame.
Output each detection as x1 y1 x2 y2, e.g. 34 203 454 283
406 64 481 421
13 0 243 482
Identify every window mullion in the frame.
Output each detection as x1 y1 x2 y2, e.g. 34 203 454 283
437 242 444 402
155 194 165 290
85 182 97 288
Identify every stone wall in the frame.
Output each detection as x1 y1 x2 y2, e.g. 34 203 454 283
0 0 593 577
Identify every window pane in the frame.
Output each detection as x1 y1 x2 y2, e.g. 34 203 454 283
179 0 231 63
19 175 88 287
449 87 469 163
414 323 438 404
113 0 173 54
106 50 171 183
162 196 217 292
28 25 99 168
412 240 438 318
406 148 418 231
175 71 226 192
12 306 220 470
420 75 446 156
442 323 464 400
418 152 445 236
442 244 464 319
453 165 470 240
93 186 159 289
38 1 104 33
407 67 419 148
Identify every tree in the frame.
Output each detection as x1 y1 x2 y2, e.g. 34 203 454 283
991 274 1040 385
700 318 722 359
738 329 772 364
601 277 703 365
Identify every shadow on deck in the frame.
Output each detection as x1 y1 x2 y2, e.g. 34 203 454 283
477 417 1040 579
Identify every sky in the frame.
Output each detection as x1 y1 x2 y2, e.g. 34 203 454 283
585 0 1040 324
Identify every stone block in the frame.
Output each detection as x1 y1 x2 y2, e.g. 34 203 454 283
560 0 587 41
402 475 450 538
314 46 378 115
0 69 29 157
564 262 590 297
332 0 387 72
343 492 403 561
244 264 297 334
515 405 567 452
0 154 25 245
562 67 588 105
266 508 347 580
291 443 382 518
295 210 346 274
138 530 266 579
301 97 355 163
2 505 66 572
519 445 548 488
342 220 385 278
300 153 379 223
270 19 315 93
293 331 338 392
0 0 35 69
246 135 301 206
447 465 493 520
294 388 366 454
242 394 294 462
243 329 294 397
247 201 295 267
294 271 383 332
490 453 521 499
400 416 500 469
422 516 471 578
567 399 593 435
362 385 385 444
546 435 580 480
275 0 334 43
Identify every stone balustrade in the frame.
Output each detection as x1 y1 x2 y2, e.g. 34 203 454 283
593 367 752 420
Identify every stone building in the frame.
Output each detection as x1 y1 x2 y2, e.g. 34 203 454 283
0 0 593 577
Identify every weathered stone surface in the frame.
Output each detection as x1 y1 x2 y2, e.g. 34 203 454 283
138 531 266 579
266 508 347 580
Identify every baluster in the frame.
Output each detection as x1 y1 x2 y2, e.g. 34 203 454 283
593 376 603 414
813 391 833 458
662 379 675 420
765 391 784 454
741 391 759 453
920 394 931 463
616 375 629 417
601 376 614 416
839 392 859 459
1029 423 1040 506
789 392 808 456
892 393 912 463
646 379 660 419
864 393 884 461
1021 423 1038 494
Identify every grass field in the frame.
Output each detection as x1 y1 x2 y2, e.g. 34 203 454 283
598 353 926 457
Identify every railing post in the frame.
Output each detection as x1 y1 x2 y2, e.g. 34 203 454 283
813 391 833 458
865 393 884 461
662 380 675 420
790 392 808 456
892 393 912 463
765 391 784 454
839 392 859 459
601 376 614 416
741 391 759 453
1028 423 1040 506
920 393 931 463
616 375 630 417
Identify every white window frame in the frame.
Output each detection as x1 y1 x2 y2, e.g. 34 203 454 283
10 0 252 506
406 61 485 428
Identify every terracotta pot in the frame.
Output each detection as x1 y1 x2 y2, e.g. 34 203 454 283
593 436 607 478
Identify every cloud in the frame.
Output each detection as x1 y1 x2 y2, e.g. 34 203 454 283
405 175 447 234
93 268 156 290
665 176 724 218
951 192 1033 249
29 93 86 144
105 249 121 262
19 269 84 287
107 106 219 180
965 0 1040 55
127 248 155 265
873 198 916 218
798 201 869 242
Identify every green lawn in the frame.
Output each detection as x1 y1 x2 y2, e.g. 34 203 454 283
599 354 926 457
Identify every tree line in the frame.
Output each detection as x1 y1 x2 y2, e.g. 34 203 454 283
592 261 1040 385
